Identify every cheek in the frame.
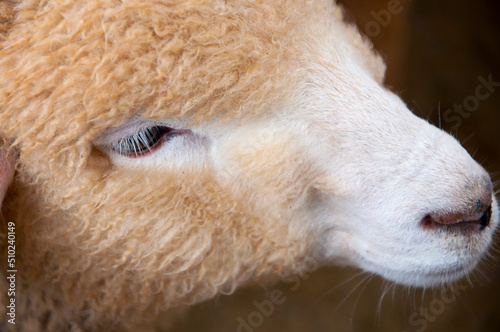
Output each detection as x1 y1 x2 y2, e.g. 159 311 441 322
69 169 311 278
66 171 236 265
217 134 316 213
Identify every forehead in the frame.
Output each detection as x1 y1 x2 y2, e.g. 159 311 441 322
0 1 289 123
0 0 380 140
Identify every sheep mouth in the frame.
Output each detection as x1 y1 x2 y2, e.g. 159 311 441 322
420 204 493 233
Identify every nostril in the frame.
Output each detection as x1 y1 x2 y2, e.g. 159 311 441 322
479 204 492 230
421 202 493 232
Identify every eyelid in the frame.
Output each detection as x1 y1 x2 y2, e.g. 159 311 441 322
109 126 189 158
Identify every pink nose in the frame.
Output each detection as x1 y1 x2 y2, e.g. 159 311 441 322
421 194 493 232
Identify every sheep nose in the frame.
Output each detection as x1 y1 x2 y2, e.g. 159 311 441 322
421 194 493 232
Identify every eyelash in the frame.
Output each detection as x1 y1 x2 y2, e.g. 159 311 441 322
111 126 179 158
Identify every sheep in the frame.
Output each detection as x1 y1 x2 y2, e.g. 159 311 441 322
0 0 497 331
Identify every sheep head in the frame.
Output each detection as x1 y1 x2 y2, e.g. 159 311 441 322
0 0 497 329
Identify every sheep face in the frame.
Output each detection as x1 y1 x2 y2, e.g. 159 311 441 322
98 90 499 290
89 1 498 289
0 0 497 325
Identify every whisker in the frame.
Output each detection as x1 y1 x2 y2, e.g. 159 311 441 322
309 270 367 309
333 273 373 313
376 279 392 323
348 274 374 330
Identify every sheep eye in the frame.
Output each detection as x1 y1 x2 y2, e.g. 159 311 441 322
111 126 176 158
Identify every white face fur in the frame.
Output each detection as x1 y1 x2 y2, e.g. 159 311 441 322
97 11 498 288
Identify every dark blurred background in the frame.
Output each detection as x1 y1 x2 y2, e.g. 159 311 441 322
172 1 500 331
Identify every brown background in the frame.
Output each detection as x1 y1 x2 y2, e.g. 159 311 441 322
172 1 500 331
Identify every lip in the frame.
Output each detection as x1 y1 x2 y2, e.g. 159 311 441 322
420 205 493 232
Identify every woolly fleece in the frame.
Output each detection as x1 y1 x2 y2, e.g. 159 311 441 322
0 0 356 331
